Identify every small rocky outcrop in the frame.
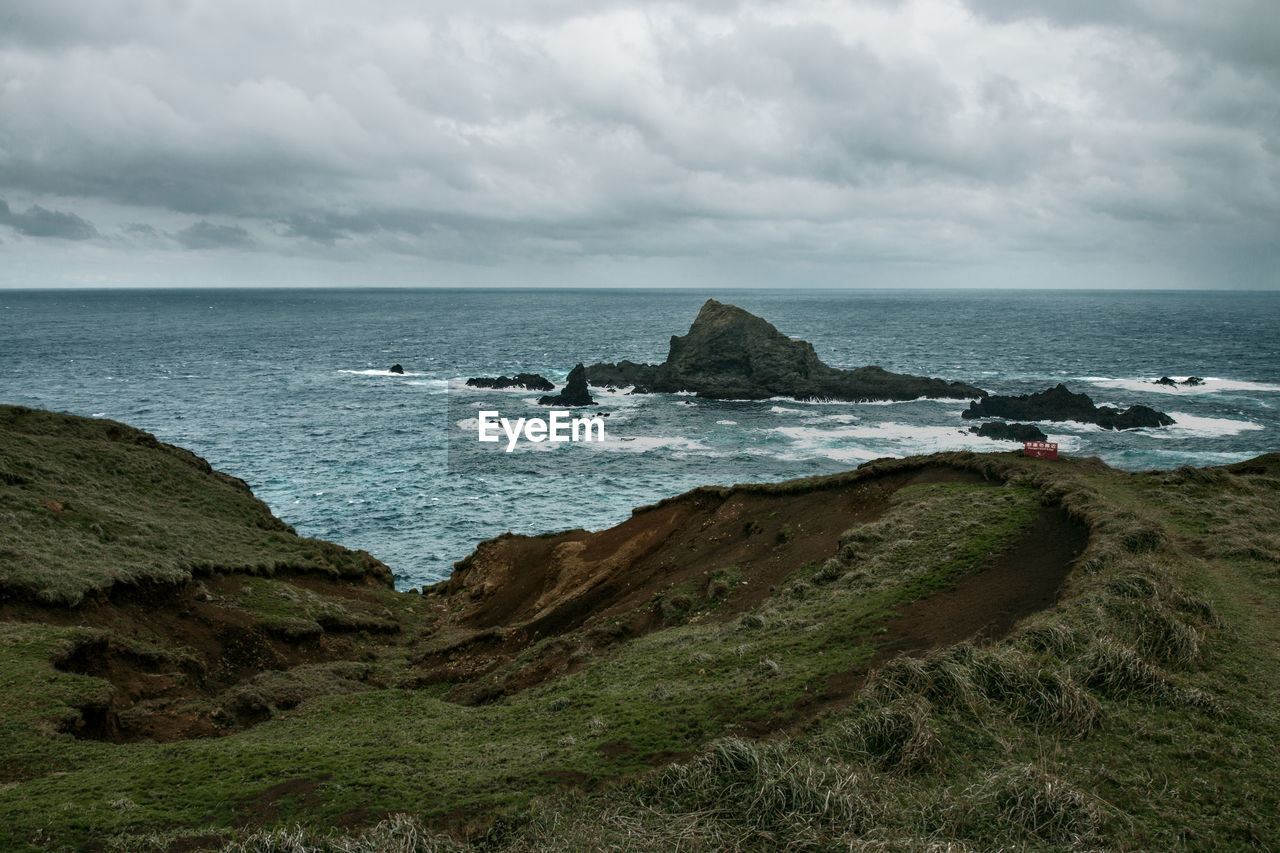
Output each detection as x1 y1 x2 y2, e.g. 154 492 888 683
962 384 1174 430
585 299 986 402
466 373 555 392
538 364 595 407
1154 376 1205 387
969 422 1049 443
389 364 405 375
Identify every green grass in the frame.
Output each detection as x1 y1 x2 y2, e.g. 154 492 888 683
216 454 1280 852
0 406 390 605
3 408 1279 851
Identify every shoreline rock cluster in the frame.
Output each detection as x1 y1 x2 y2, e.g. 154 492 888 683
465 373 554 391
468 300 1177 444
962 383 1175 431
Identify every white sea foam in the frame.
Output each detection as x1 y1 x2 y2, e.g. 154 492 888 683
1161 412 1264 438
1039 412 1263 439
406 379 448 393
716 420 738 425
804 414 859 424
855 396 979 406
765 422 1082 463
770 405 805 414
1081 376 1280 395
587 386 645 409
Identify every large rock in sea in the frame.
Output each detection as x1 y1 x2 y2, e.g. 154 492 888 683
466 373 554 392
969 422 1049 442
585 299 986 402
962 384 1174 430
538 363 595 407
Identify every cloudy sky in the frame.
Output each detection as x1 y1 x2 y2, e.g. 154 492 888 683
1 0 1276 288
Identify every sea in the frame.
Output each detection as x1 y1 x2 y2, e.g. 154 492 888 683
2 288 1277 590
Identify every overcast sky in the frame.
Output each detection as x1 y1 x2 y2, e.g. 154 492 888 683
1 0 1276 289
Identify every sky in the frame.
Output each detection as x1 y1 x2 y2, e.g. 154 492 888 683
0 0 1277 289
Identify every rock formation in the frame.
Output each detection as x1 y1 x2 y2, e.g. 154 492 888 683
466 373 554 391
1155 376 1205 387
968 421 1049 442
389 364 405 374
538 363 595 407
962 384 1174 430
585 299 986 402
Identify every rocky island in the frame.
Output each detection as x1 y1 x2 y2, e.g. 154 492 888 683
963 383 1175 430
585 299 986 402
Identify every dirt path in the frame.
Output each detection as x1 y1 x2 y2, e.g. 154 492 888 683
805 505 1087 722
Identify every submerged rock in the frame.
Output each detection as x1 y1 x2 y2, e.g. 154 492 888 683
969 421 1049 442
466 373 555 392
389 364 405 375
1154 376 1177 386
538 363 595 407
1183 376 1205 386
585 299 986 402
962 384 1174 430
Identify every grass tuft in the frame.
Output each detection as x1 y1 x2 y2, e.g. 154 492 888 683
831 696 939 772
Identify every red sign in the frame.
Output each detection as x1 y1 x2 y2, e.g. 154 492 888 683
1023 441 1058 460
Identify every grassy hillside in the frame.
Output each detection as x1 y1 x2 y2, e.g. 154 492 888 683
0 406 392 605
0 405 1276 851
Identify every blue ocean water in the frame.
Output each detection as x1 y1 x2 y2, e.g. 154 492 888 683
2 288 1277 589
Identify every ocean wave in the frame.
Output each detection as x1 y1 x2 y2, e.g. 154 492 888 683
766 422 1083 463
339 368 428 377
1042 413 1263 438
590 435 711 453
587 386 646 409
1081 376 1280 395
854 396 979 406
716 420 738 425
1160 412 1265 438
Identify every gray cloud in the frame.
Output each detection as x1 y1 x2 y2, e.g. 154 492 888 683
176 221 255 250
962 0 1280 74
0 198 99 239
0 0 1276 287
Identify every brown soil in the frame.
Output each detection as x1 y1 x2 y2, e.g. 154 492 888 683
0 572 396 743
413 464 1078 707
236 774 332 827
4 457 1089 748
797 504 1088 724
